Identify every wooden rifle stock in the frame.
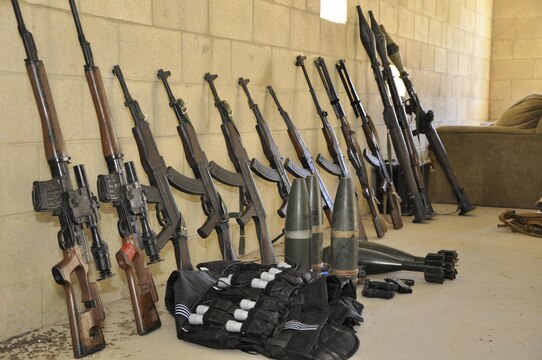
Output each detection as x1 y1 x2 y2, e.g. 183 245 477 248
13 1 109 356
69 0 162 336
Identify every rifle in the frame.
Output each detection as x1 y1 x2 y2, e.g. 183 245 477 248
267 86 334 224
381 25 476 215
296 55 368 240
12 1 108 356
68 0 161 336
368 12 435 218
157 69 236 261
336 59 403 230
356 5 428 223
238 77 300 218
314 56 388 238
113 65 193 271
204 73 276 264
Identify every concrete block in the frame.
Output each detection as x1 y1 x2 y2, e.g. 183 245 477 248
80 0 152 25
398 8 415 39
181 34 212 84
445 99 457 124
422 0 437 18
0 144 40 216
460 7 475 32
476 13 492 39
271 48 304 90
511 79 542 101
306 0 320 14
448 2 461 27
414 14 429 42
290 9 320 53
0 1 31 73
435 0 449 22
516 0 542 18
0 279 43 340
274 0 306 9
24 0 70 10
0 73 46 144
491 59 534 80
254 0 290 47
513 17 541 39
379 1 399 35
428 19 443 46
209 0 253 42
152 0 208 34
426 72 441 97
453 28 465 53
476 0 494 17
210 38 233 85
464 32 474 54
489 99 511 120
291 90 320 130
405 39 422 70
75 15 120 78
421 44 435 72
534 60 542 79
346 23 364 61
514 39 542 59
32 6 81 76
67 141 108 180
476 57 491 80
320 20 347 57
489 80 512 100
493 0 515 19
232 42 273 88
457 54 470 77
119 24 182 81
435 47 447 73
447 51 459 75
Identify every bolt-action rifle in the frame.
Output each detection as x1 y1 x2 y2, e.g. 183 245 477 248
113 65 192 271
12 0 109 356
297 55 368 240
204 73 276 264
267 85 334 224
239 78 305 218
380 25 475 215
336 59 403 230
357 5 428 222
157 69 236 261
368 12 435 218
68 0 161 336
314 56 388 238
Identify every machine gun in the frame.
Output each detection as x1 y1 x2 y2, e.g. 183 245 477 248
380 25 475 215
113 65 192 271
69 0 161 336
238 78 298 219
314 56 387 238
336 59 403 230
357 5 428 223
157 69 235 261
204 73 276 264
13 0 108 356
267 85 334 224
368 12 435 218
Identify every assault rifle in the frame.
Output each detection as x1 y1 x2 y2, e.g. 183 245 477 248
204 73 276 264
69 0 161 336
314 56 388 237
113 65 192 271
238 77 301 218
368 12 435 218
357 5 428 222
13 0 109 356
381 25 475 215
297 55 368 240
157 69 235 261
267 85 334 224
336 59 403 230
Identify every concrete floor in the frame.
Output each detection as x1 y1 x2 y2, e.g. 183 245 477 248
1 204 541 359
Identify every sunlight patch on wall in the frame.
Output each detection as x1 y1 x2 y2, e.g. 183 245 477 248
320 0 347 24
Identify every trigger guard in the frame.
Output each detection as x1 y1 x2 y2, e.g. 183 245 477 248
155 203 167 227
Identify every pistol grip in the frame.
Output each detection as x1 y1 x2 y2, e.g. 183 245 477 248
277 198 288 218
238 203 256 226
197 214 218 239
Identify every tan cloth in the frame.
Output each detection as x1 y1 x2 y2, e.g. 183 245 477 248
495 94 542 130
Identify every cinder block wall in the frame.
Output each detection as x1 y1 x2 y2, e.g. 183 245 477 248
0 0 492 340
489 0 542 120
